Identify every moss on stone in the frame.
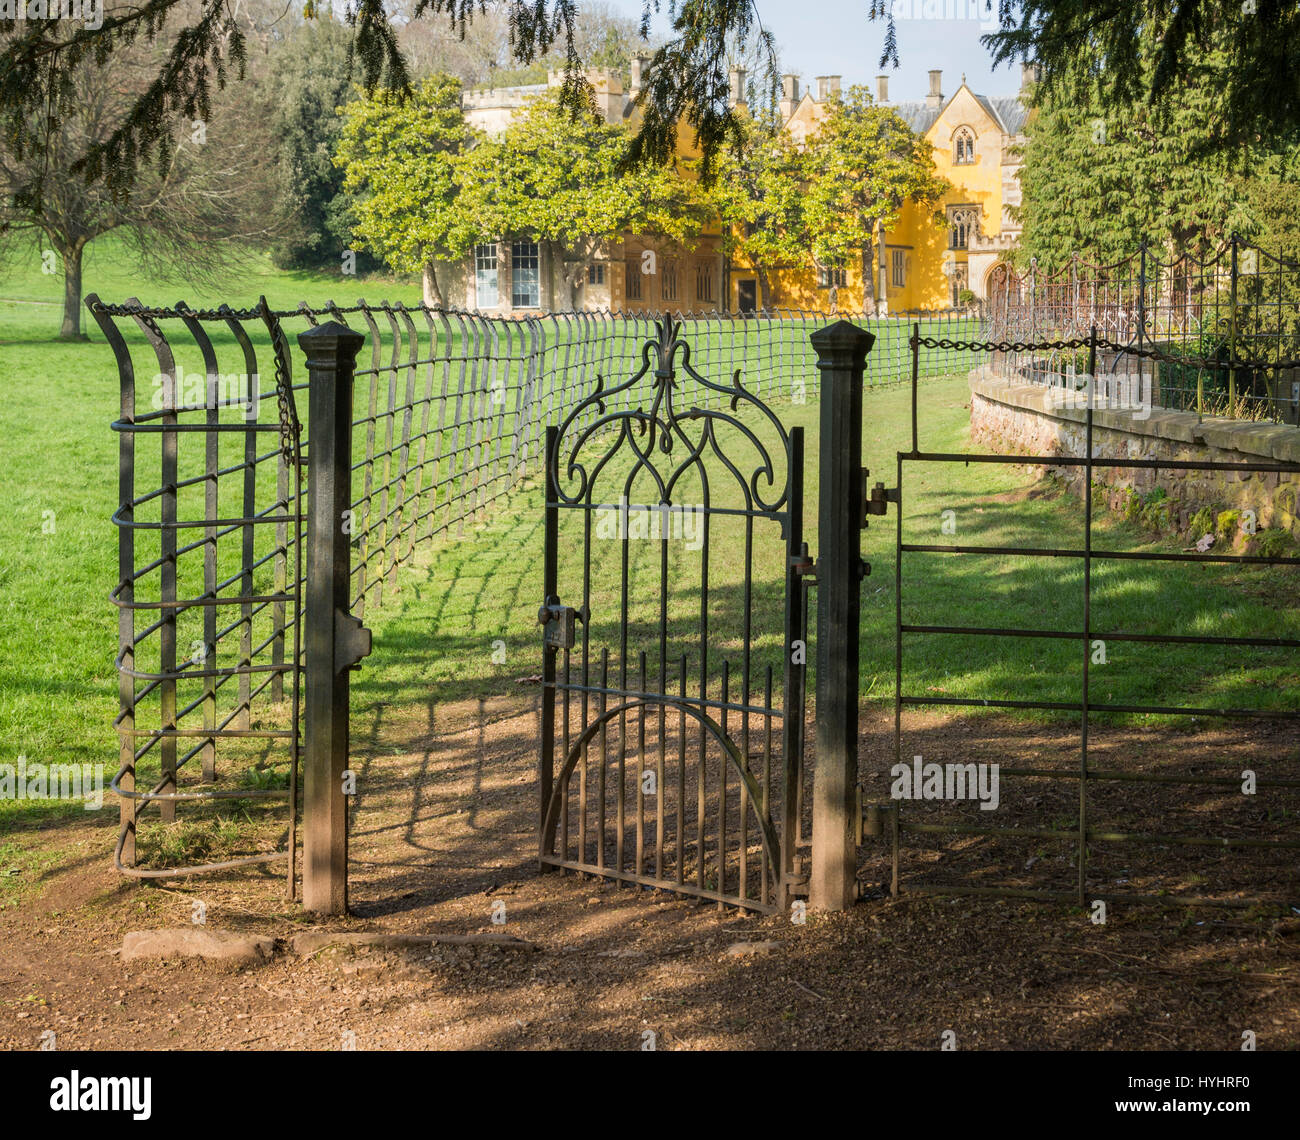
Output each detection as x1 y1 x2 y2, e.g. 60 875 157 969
1188 505 1219 538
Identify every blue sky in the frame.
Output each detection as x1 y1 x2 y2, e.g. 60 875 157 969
603 0 1021 103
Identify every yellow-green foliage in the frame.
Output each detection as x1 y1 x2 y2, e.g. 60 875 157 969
1188 505 1219 537
1215 509 1242 541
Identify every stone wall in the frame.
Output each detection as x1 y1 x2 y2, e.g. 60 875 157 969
968 369 1300 549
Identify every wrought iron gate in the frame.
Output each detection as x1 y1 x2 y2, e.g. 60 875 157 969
873 326 1300 908
538 316 809 913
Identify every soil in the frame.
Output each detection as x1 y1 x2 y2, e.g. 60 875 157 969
2 699 1298 1051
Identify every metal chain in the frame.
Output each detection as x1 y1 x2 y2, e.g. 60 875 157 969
257 302 301 464
913 334 1300 373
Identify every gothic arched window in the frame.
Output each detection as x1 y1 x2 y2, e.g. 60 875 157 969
947 205 981 250
953 127 976 165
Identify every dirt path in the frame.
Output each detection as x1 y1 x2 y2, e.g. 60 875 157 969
2 700 1298 1051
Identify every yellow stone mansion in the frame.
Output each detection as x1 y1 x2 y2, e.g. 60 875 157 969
445 60 1032 315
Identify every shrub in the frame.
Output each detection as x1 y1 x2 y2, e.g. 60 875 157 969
1248 527 1297 559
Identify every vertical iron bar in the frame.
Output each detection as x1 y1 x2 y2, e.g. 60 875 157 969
911 322 920 454
1080 326 1097 906
637 650 647 880
697 653 707 893
1137 243 1148 413
231 316 258 731
391 304 418 579
201 330 219 782
656 652 665 883
160 341 178 822
720 659 730 907
355 305 383 614
540 425 559 869
762 665 773 907
781 428 805 902
89 298 138 865
893 451 904 898
677 654 687 886
1229 235 1239 412
272 440 289 704
561 649 571 862
598 648 608 871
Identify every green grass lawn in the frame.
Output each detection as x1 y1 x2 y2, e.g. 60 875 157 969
1 234 1296 834
0 236 423 824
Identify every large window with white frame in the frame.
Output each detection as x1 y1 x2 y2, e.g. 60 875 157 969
474 243 499 308
511 240 540 308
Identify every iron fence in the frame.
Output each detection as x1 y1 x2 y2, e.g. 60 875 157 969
87 297 305 885
87 289 1300 911
87 299 983 889
987 237 1300 422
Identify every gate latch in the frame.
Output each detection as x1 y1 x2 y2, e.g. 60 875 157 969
335 608 372 674
538 597 578 651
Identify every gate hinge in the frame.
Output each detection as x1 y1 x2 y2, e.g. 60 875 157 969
792 548 868 581
335 608 372 673
784 856 811 897
789 541 817 580
863 477 900 519
855 787 895 844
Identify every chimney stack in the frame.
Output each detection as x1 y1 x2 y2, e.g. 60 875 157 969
779 74 800 119
876 74 889 104
1019 61 1040 92
926 69 943 109
630 54 648 97
815 75 842 101
728 66 748 109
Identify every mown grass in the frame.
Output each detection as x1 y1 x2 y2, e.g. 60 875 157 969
0 236 418 825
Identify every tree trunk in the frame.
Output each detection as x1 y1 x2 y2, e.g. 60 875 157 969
862 240 877 317
757 268 772 311
59 241 87 341
422 262 445 309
